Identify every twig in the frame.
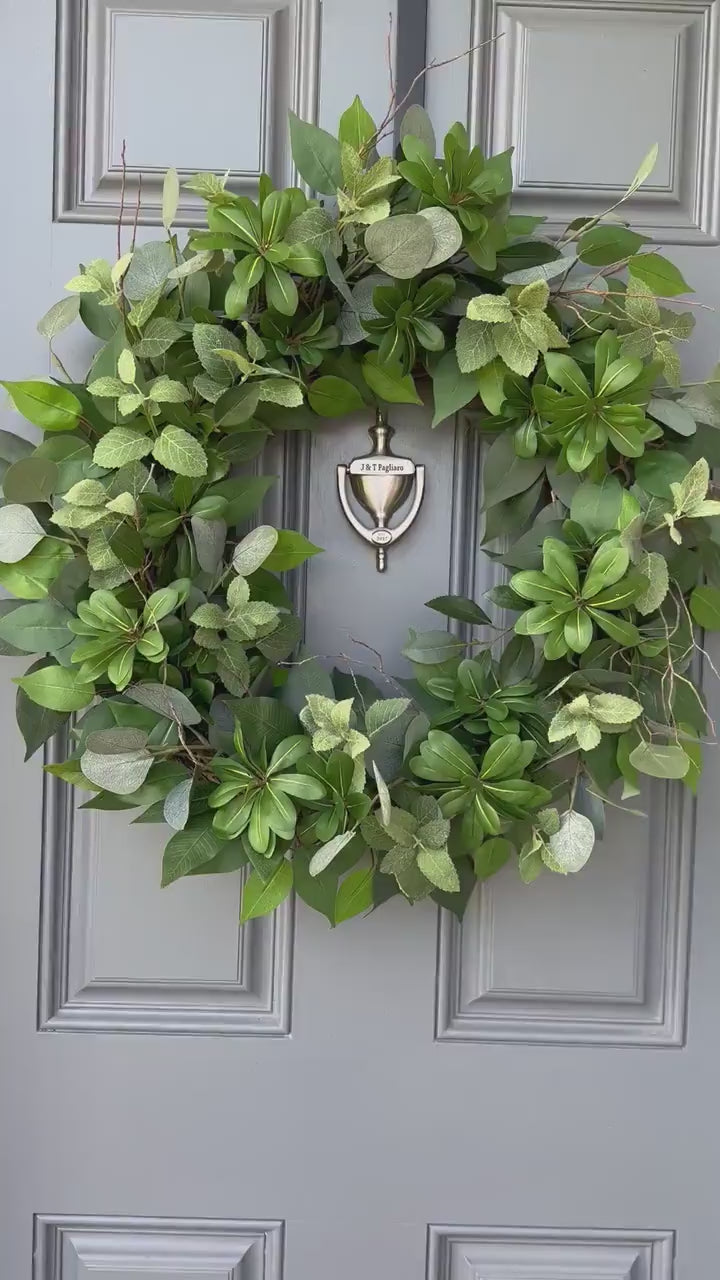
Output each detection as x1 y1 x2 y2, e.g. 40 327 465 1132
175 719 214 781
563 286 713 311
117 138 127 262
49 349 73 382
371 34 503 149
348 634 386 674
386 11 396 108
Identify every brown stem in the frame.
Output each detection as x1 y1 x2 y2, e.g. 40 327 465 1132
370 34 504 149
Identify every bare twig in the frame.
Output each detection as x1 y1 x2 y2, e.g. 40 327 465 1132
371 34 503 149
49 350 73 381
348 634 386 674
117 138 127 262
563 286 713 311
386 11 396 108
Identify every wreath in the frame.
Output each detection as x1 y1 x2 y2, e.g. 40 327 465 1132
0 95 718 926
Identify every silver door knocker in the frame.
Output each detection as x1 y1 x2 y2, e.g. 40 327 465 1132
337 412 425 572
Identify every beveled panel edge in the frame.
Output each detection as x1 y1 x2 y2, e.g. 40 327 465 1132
33 1214 285 1279
53 0 322 224
37 731 294 1035
466 0 720 244
434 772 696 1047
426 1223 676 1280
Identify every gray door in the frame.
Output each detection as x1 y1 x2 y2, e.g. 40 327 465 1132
1 1 719 1277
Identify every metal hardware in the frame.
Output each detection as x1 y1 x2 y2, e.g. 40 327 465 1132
337 411 425 572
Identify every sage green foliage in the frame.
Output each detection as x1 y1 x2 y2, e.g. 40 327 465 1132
1 99 720 924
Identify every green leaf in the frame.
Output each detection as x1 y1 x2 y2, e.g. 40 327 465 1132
133 317 185 358
37 296 81 340
232 525 278 576
162 167 180 230
627 143 658 193
425 595 490 626
288 111 342 193
2 456 58 504
94 427 153 469
163 776 193 830
0 538 72 600
265 264 298 316
402 628 463 665
152 426 207 477
430 350 477 426
475 358 508 415
544 811 595 873
399 103 436 153
147 375 190 404
690 585 720 630
482 433 545 507
335 867 373 923
467 294 513 323
1 380 81 431
240 860 293 921
124 241 173 302
128 682 202 725
628 253 691 297
16 683 69 760
582 540 629 598
257 378 304 408
569 476 623 538
81 748 153 795
474 837 512 879
635 552 669 615
338 96 376 151
309 829 357 876
0 504 46 563
417 206 463 267
364 214 434 278
362 353 422 404
16 662 94 711
193 322 243 383
0 430 34 465
308 375 364 417
261 529 322 571
161 819 226 886
578 225 649 267
293 852 338 923
206 476 274 525
0 599 72 653
365 697 411 736
635 450 689 499
628 740 689 779
456 318 496 372
646 397 696 437
416 845 460 892
190 516 226 574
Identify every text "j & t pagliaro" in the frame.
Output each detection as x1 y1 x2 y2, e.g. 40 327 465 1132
349 459 415 476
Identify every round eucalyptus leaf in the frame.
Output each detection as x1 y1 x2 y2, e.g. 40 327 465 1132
417 207 462 268
85 727 149 756
364 214 434 278
163 776 193 831
0 503 46 563
80 747 153 795
544 811 595 874
2 456 58 505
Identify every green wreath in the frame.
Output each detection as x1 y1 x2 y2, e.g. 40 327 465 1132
1 97 718 925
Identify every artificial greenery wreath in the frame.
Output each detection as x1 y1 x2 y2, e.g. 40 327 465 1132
1 95 719 925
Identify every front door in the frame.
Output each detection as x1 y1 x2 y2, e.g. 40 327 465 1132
1 1 719 1276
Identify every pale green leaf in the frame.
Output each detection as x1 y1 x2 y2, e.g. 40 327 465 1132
152 426 207 477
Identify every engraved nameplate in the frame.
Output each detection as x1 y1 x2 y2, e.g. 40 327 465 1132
349 458 415 476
